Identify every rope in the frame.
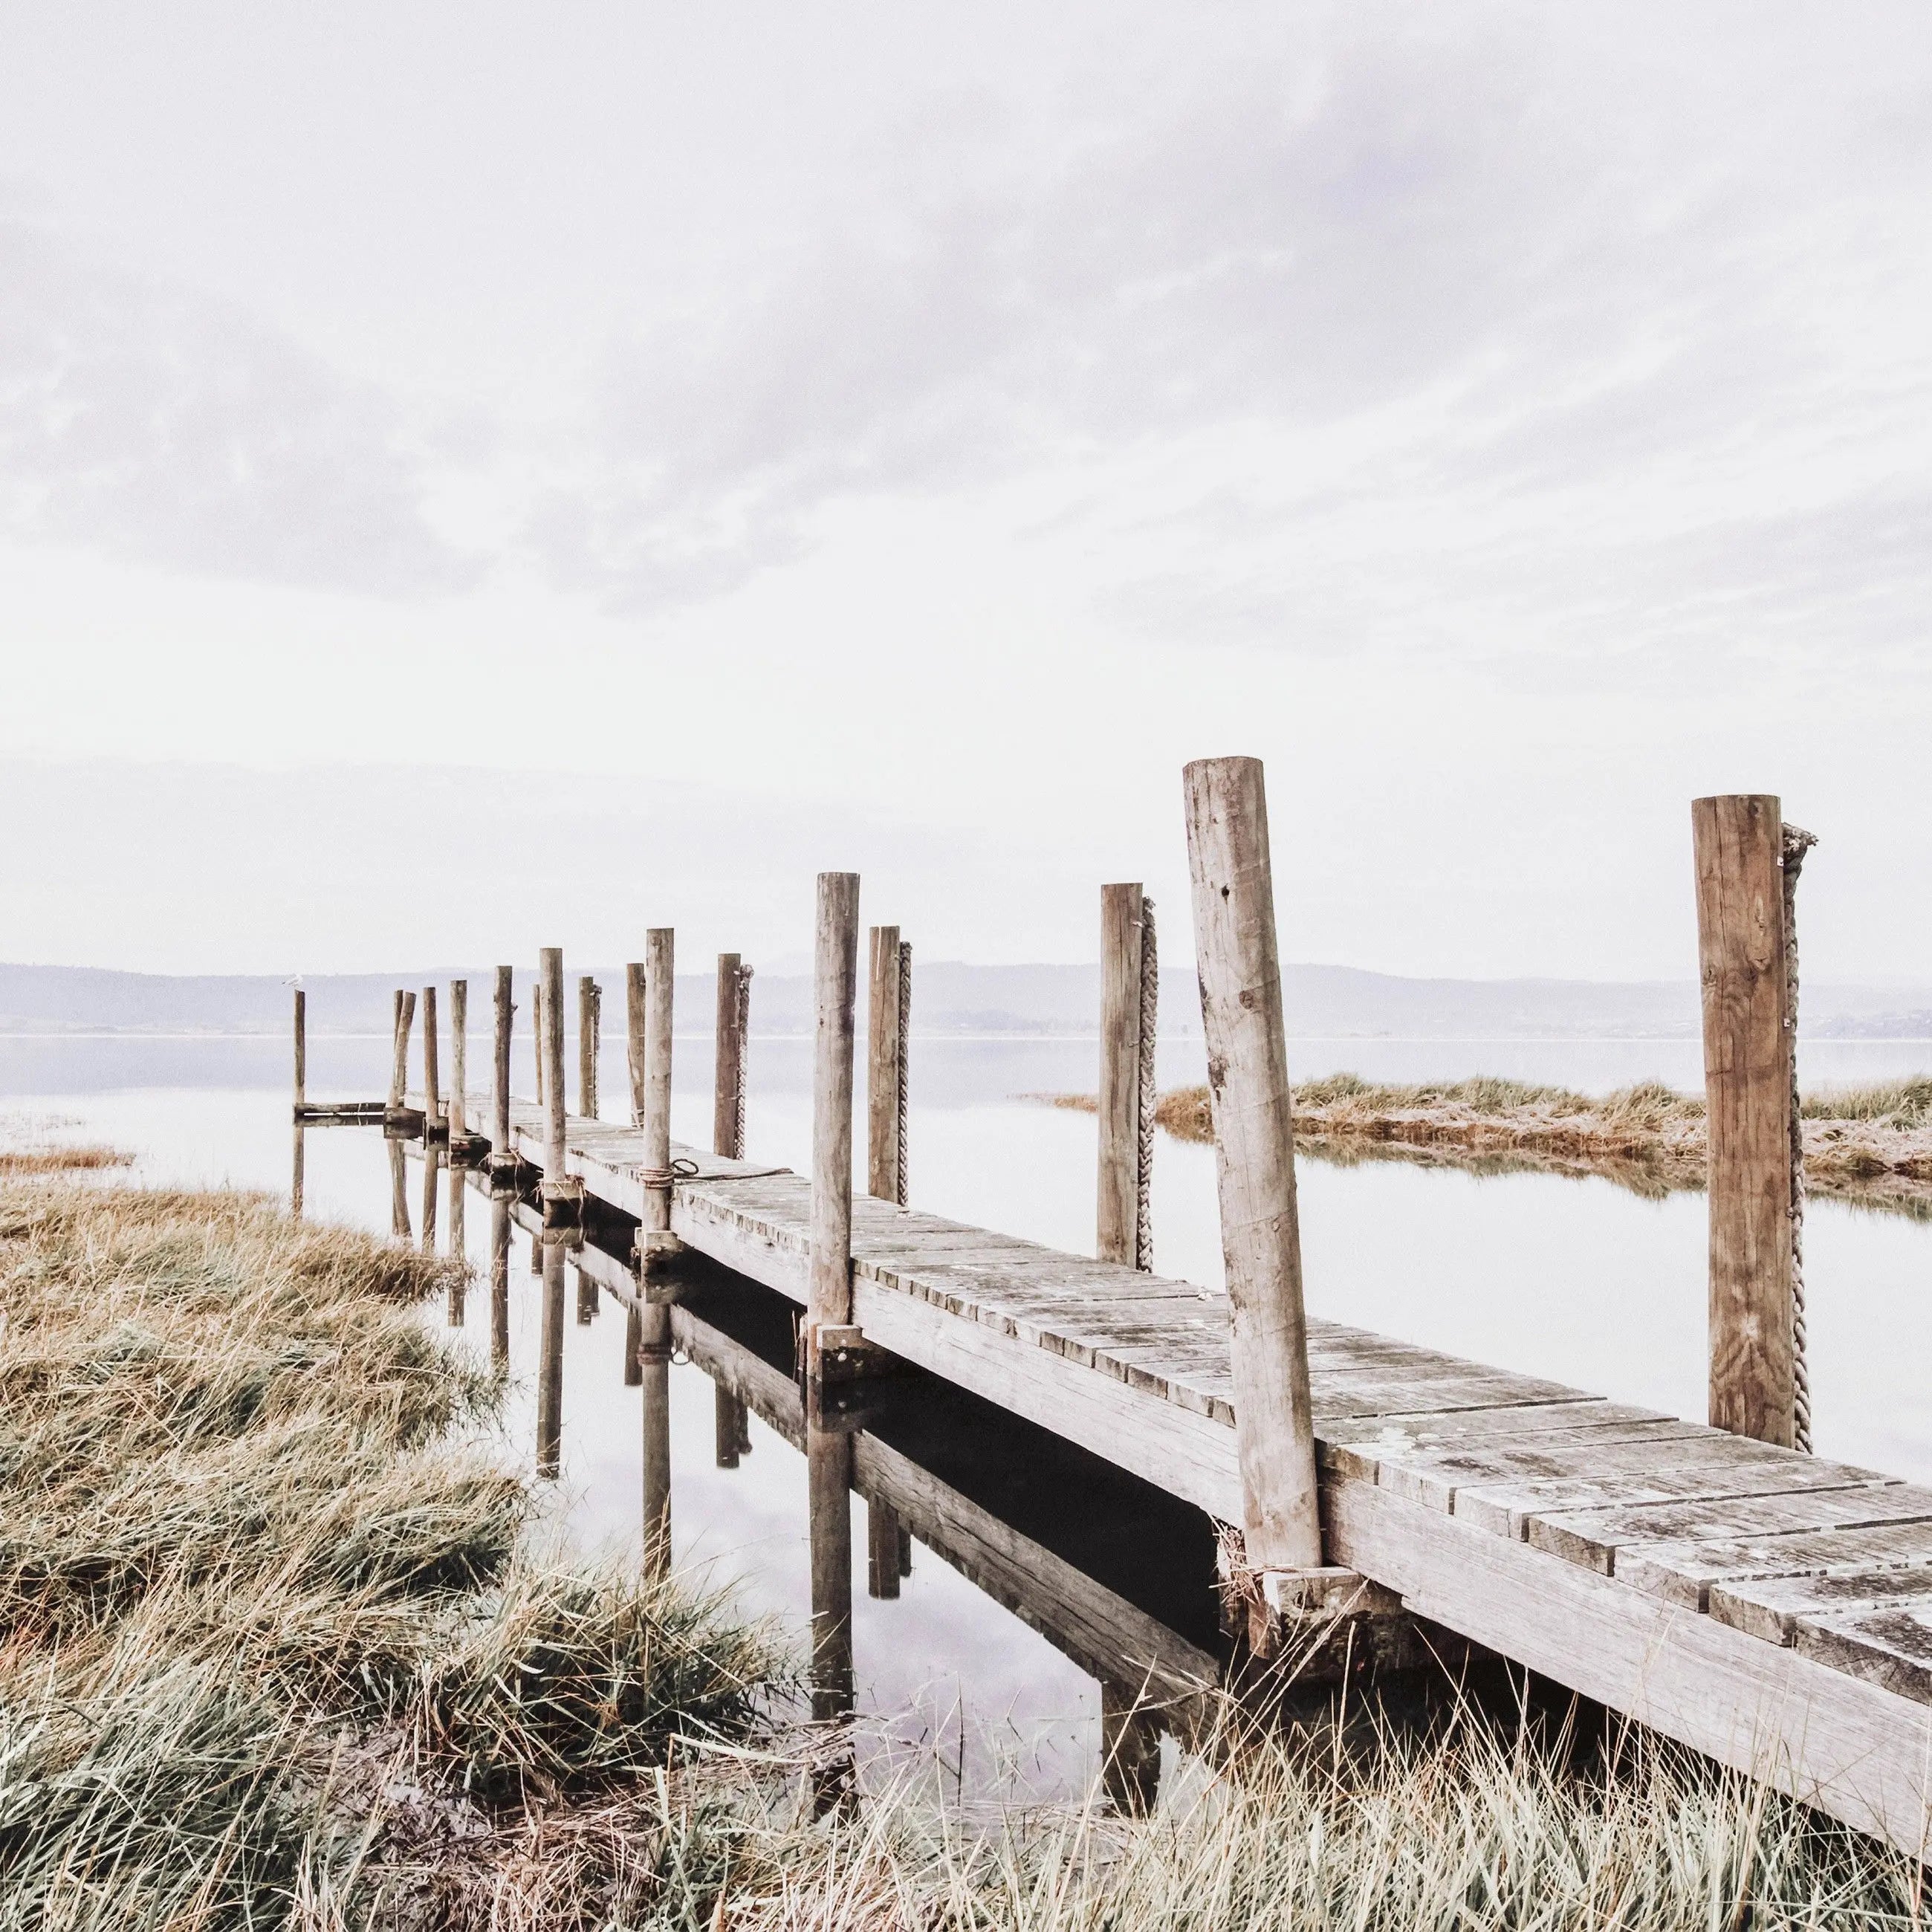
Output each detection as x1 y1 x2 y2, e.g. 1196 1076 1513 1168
1135 895 1157 1272
1783 821 1818 1454
896 941 912 1207
733 964 753 1160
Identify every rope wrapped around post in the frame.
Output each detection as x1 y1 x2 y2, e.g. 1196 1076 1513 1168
1134 896 1157 1271
895 940 912 1208
1783 821 1818 1453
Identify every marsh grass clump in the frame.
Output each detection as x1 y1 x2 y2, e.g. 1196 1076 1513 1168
0 1179 783 1928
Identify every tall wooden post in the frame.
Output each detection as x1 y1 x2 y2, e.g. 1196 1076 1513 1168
532 978 546 1110
1098 884 1145 1265
449 980 468 1140
714 954 750 1158
626 962 648 1124
867 926 906 1204
807 875 860 1375
422 985 441 1130
447 1165 466 1318
578 976 600 1119
493 967 513 1154
537 1240 565 1479
541 950 566 1180
807 1419 855 1747
1693 794 1796 1448
389 990 415 1112
421 1144 440 1253
388 1136 410 1239
641 929 676 1277
639 1302 673 1581
1182 756 1323 1574
489 1193 510 1372
292 988 305 1114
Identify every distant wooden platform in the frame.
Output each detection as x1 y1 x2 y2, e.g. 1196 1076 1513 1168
464 1095 1932 1856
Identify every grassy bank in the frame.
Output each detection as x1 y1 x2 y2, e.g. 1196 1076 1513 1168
1045 1076 1932 1211
0 1171 779 1926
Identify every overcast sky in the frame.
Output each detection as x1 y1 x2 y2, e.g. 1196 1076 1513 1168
3 4 1928 980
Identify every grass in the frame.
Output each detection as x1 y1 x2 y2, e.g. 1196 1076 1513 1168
0 1144 134 1173
0 1176 782 1928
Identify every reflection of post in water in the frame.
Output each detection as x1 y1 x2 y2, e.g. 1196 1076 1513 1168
420 1144 441 1254
1099 1679 1161 1815
575 1256 598 1324
388 1137 410 1240
866 1497 901 1600
488 1193 510 1372
536 1238 565 1479
714 1385 751 1468
806 1413 856 1806
639 1303 672 1581
291 1123 305 1222
623 1303 643 1386
446 1162 466 1323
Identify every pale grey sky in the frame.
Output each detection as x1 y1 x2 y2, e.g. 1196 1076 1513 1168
3 4 1928 979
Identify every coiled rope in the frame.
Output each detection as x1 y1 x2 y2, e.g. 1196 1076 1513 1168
733 963 754 1161
896 940 912 1207
1135 895 1157 1272
1783 822 1818 1453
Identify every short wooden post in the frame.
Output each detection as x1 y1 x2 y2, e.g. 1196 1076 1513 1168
641 929 676 1277
449 980 468 1140
866 1497 901 1600
639 1302 673 1581
807 1419 855 1737
578 976 600 1119
1098 884 1145 1265
807 875 860 1375
1693 794 1796 1448
421 985 441 1130
493 967 513 1155
713 954 750 1158
866 926 906 1204
537 1239 565 1478
389 990 416 1111
1182 756 1323 1573
715 1385 747 1468
292 988 306 1114
626 962 648 1124
489 1193 510 1372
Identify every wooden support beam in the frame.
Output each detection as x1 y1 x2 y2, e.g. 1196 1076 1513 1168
714 953 749 1158
449 980 468 1141
626 962 647 1125
641 929 677 1277
867 926 904 1204
1098 883 1145 1265
1693 794 1796 1448
640 1302 672 1581
493 967 513 1154
1183 756 1323 1572
578 975 601 1120
808 875 860 1376
421 985 441 1132
292 988 305 1112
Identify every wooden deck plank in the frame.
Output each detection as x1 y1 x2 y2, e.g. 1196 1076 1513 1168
1797 1605 1932 1710
1709 1566 1932 1646
1618 1523 1932 1611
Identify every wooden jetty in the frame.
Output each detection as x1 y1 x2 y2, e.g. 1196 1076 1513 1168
347 762 1932 1858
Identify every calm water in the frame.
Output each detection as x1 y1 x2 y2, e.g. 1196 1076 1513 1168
6 1027 1931 1800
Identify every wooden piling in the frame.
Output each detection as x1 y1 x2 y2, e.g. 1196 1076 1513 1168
807 875 860 1375
489 1193 510 1371
291 1123 305 1220
867 926 905 1204
421 1144 439 1254
639 1303 672 1581
866 1497 902 1600
292 988 305 1112
641 929 676 1277
493 967 513 1154
578 975 600 1119
807 1420 855 1734
422 985 441 1130
1098 884 1145 1265
1693 794 1796 1448
389 990 416 1111
533 976 546 1111
713 954 749 1158
626 962 648 1125
541 950 566 1181
388 1135 410 1240
446 1164 466 1319
1182 756 1323 1573
449 980 468 1139
537 1239 565 1478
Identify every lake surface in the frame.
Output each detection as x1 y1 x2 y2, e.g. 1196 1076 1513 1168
5 1025 1931 1802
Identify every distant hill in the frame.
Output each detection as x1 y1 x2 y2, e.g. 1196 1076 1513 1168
4 960 1929 1040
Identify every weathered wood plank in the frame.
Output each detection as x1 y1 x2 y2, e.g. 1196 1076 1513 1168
1710 1566 1932 1646
1619 1523 1932 1611
1797 1604 1932 1710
